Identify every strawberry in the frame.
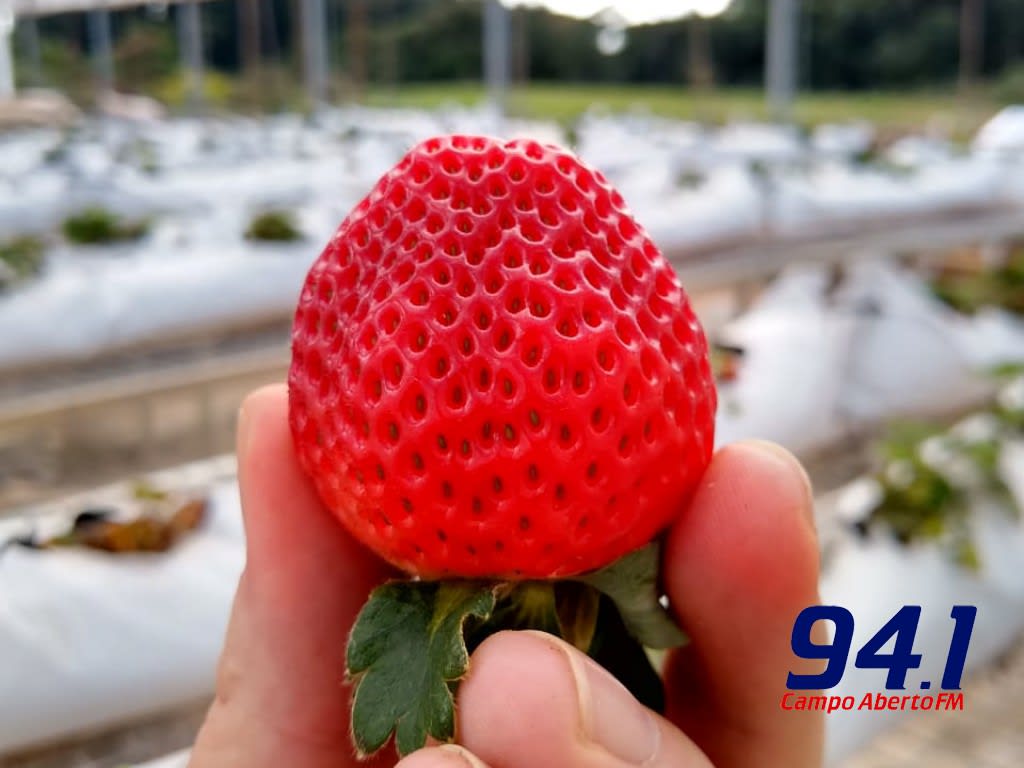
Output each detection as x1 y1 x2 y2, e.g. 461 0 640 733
287 135 716 757
289 135 715 579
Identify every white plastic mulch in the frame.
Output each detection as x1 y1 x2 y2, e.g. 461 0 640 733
134 750 190 768
0 438 1020 766
715 260 1024 456
1 255 1021 760
973 105 1024 155
0 457 242 756
2 106 1024 371
821 441 1024 764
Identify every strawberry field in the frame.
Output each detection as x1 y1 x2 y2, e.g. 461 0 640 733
0 105 1023 768
1 106 1024 371
2 392 1022 765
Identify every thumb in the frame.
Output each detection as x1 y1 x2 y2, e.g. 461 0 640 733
455 630 713 768
189 386 393 768
396 745 491 768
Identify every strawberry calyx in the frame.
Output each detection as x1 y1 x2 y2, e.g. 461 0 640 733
345 541 685 758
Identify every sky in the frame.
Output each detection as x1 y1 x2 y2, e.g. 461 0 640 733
500 0 733 26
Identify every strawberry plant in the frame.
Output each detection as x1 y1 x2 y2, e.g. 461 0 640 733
244 209 304 242
62 207 150 245
861 373 1023 569
288 135 716 757
932 246 1024 316
0 236 45 289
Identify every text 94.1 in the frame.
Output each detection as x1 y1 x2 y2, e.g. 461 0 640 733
786 605 976 691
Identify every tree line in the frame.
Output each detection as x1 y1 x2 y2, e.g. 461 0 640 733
17 0 1024 95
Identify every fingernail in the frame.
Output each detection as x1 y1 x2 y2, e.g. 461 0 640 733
570 651 659 765
395 746 488 768
745 440 815 529
438 744 489 768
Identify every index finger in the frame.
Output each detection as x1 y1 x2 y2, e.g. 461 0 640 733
661 441 825 768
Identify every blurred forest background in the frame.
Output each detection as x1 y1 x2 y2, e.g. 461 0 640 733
10 0 1024 123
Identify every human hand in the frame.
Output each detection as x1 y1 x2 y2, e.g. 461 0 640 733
188 384 824 768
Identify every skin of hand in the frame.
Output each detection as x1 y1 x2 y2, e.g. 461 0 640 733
189 384 824 768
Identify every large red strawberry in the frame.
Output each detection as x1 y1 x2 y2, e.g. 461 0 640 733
289 134 715 579
287 135 716 757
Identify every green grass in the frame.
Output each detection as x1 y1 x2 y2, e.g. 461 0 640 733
141 67 1001 137
366 82 999 137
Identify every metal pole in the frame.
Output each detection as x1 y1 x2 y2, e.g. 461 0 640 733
347 0 367 100
380 0 398 92
512 5 528 85
766 0 799 123
178 0 205 110
0 0 14 99
301 0 328 107
88 7 115 94
21 15 42 87
239 0 261 80
687 14 713 90
483 0 510 117
959 0 984 93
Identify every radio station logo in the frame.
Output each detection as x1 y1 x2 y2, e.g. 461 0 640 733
782 605 975 712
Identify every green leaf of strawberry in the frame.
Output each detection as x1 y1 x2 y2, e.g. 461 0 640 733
345 542 685 758
554 581 601 652
575 542 687 650
588 593 668 714
347 581 497 757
